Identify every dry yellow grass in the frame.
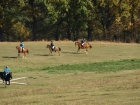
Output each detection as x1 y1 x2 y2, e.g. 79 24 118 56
0 70 140 105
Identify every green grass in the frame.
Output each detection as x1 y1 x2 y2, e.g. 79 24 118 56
42 58 140 73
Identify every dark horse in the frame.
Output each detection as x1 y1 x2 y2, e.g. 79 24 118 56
75 41 92 54
46 44 61 56
16 46 29 58
0 72 12 87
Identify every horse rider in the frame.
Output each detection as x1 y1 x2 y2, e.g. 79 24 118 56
50 41 55 51
3 66 10 79
20 41 24 52
81 38 85 48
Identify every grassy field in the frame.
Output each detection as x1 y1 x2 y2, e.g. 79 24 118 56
0 41 140 105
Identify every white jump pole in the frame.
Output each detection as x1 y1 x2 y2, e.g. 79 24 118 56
0 77 30 85
11 77 30 85
11 77 27 81
10 82 27 85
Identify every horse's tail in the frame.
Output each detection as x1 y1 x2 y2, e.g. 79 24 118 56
75 42 77 47
0 72 3 79
27 49 29 53
59 47 61 51
87 43 92 49
89 45 92 49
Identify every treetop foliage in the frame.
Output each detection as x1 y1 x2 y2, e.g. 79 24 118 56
0 0 140 42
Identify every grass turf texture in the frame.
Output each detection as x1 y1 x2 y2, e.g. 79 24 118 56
42 59 140 73
0 41 140 105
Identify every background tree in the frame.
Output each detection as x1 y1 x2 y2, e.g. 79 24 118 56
0 0 140 42
0 0 20 41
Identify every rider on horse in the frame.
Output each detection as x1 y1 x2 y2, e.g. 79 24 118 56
50 41 55 51
20 41 24 52
3 66 10 79
81 38 85 48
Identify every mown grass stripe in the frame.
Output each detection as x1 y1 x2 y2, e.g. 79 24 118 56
42 59 140 73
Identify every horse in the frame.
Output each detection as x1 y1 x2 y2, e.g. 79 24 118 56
0 72 12 87
16 46 29 58
75 41 92 54
46 44 61 56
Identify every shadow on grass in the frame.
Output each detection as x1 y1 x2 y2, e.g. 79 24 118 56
61 52 80 54
2 56 17 58
33 54 49 56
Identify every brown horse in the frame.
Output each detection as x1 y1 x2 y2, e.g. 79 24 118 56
16 46 29 58
46 44 61 56
75 41 92 54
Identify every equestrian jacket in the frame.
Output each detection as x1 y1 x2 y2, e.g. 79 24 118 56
4 68 10 73
20 43 24 48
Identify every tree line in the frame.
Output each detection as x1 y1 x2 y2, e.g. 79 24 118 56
0 0 140 43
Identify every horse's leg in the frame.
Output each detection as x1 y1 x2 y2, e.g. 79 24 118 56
3 79 4 83
77 48 79 52
8 80 10 85
22 53 24 58
2 76 4 83
77 47 80 53
17 53 20 58
5 81 7 88
85 48 88 54
48 49 51 55
50 50 52 55
49 49 53 55
53 51 55 55
24 52 26 58
57 51 60 56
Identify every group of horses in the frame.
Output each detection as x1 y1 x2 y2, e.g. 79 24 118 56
0 41 92 87
15 41 92 57
46 41 92 55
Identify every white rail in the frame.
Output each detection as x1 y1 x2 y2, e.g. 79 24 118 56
0 77 30 85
